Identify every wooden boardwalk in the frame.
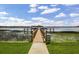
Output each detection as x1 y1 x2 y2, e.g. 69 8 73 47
28 30 49 54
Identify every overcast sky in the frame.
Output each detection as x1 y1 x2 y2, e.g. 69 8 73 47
0 4 79 26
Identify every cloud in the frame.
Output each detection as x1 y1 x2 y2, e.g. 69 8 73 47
0 11 8 15
64 4 75 6
28 4 38 13
66 17 79 26
55 13 66 17
70 19 79 26
31 17 50 26
4 16 63 26
0 16 65 26
31 17 64 26
41 8 60 14
50 4 57 7
28 5 60 14
28 8 38 13
32 17 49 22
0 11 8 16
53 21 64 26
0 20 32 26
0 16 32 26
38 6 48 10
0 16 8 19
8 17 24 22
0 11 33 26
29 4 38 8
43 20 64 26
70 13 79 17
0 16 24 22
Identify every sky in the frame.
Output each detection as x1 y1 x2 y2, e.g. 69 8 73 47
0 4 79 26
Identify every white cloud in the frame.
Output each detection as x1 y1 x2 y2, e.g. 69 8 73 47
29 4 38 8
70 20 79 26
0 16 8 19
0 20 33 26
2 21 25 26
50 4 57 7
41 8 60 14
31 17 50 26
31 17 64 26
0 16 32 26
8 17 24 22
28 4 38 13
64 4 75 6
32 17 49 22
55 13 66 17
43 20 64 26
0 11 8 17
0 16 24 22
70 13 79 17
38 6 48 10
53 21 64 26
0 11 8 15
28 8 38 13
0 16 65 26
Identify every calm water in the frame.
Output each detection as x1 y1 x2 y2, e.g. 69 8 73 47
0 27 79 32
47 28 79 32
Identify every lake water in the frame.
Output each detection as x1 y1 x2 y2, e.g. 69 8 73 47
47 28 79 32
0 27 79 32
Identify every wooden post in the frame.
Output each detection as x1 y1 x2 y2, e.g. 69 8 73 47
50 28 51 33
53 28 54 32
46 28 47 42
24 28 25 34
31 27 32 42
27 27 28 39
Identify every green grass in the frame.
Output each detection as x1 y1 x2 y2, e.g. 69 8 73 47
47 42 79 54
47 32 79 54
0 42 31 54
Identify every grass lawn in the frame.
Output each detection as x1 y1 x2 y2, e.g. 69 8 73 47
47 42 79 54
47 32 79 54
0 41 31 54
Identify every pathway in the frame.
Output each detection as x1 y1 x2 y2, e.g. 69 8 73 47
28 30 49 54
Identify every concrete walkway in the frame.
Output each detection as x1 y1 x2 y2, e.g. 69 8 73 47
28 30 49 54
